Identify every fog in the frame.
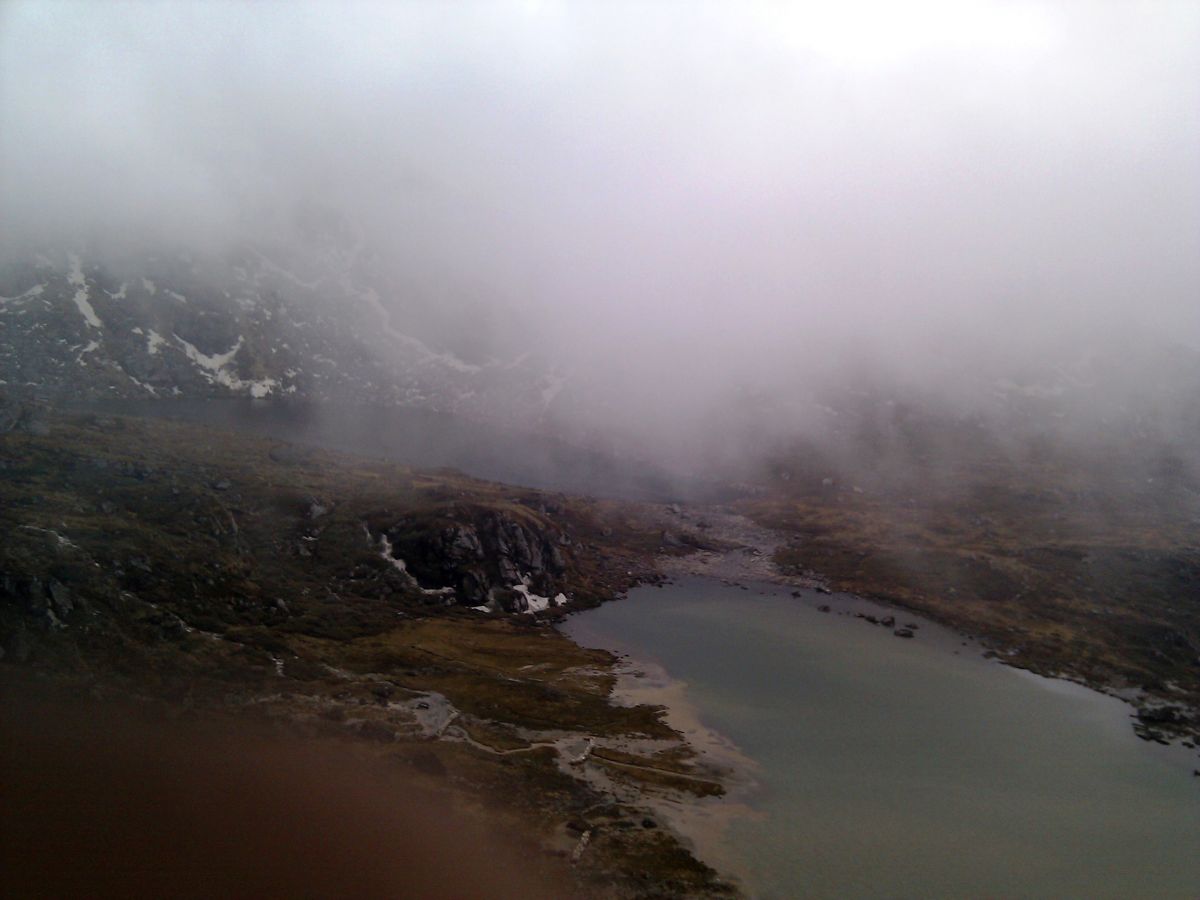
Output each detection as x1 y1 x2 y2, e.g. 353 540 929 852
2 0 1198 464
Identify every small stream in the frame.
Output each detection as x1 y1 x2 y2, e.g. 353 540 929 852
565 576 1200 899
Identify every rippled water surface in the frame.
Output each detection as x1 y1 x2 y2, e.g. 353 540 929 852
566 577 1200 899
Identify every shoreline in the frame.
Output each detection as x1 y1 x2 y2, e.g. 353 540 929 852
643 502 1200 754
562 619 765 891
564 559 1200 896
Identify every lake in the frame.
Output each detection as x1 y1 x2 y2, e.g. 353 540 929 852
565 576 1200 899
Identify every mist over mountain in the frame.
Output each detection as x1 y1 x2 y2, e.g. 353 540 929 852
3 0 1198 474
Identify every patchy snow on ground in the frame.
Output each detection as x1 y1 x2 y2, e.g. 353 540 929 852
246 378 276 399
66 253 85 287
66 254 102 329
513 578 566 613
126 374 158 394
0 284 45 306
71 290 102 329
175 334 243 372
106 283 127 300
145 330 165 355
141 278 157 295
254 251 322 290
172 333 279 397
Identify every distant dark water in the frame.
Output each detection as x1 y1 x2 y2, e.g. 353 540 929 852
79 398 732 503
567 577 1200 899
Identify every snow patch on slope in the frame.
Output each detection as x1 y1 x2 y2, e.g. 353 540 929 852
0 284 45 305
513 578 567 614
175 334 243 371
254 251 322 290
66 253 102 329
173 333 279 397
350 281 481 374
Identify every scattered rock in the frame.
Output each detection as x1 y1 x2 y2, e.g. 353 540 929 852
46 579 73 617
817 604 831 613
894 628 915 639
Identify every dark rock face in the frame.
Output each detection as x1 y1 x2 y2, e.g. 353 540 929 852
2 574 77 626
385 512 569 608
1136 705 1185 726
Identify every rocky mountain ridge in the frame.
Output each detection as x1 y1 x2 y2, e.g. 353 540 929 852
0 226 568 427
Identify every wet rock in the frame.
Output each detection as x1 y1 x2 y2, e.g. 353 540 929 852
46 579 73 617
894 628 915 638
1136 705 1185 726
881 615 895 628
458 568 489 604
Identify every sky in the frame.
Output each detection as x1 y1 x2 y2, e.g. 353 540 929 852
2 0 1198 439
